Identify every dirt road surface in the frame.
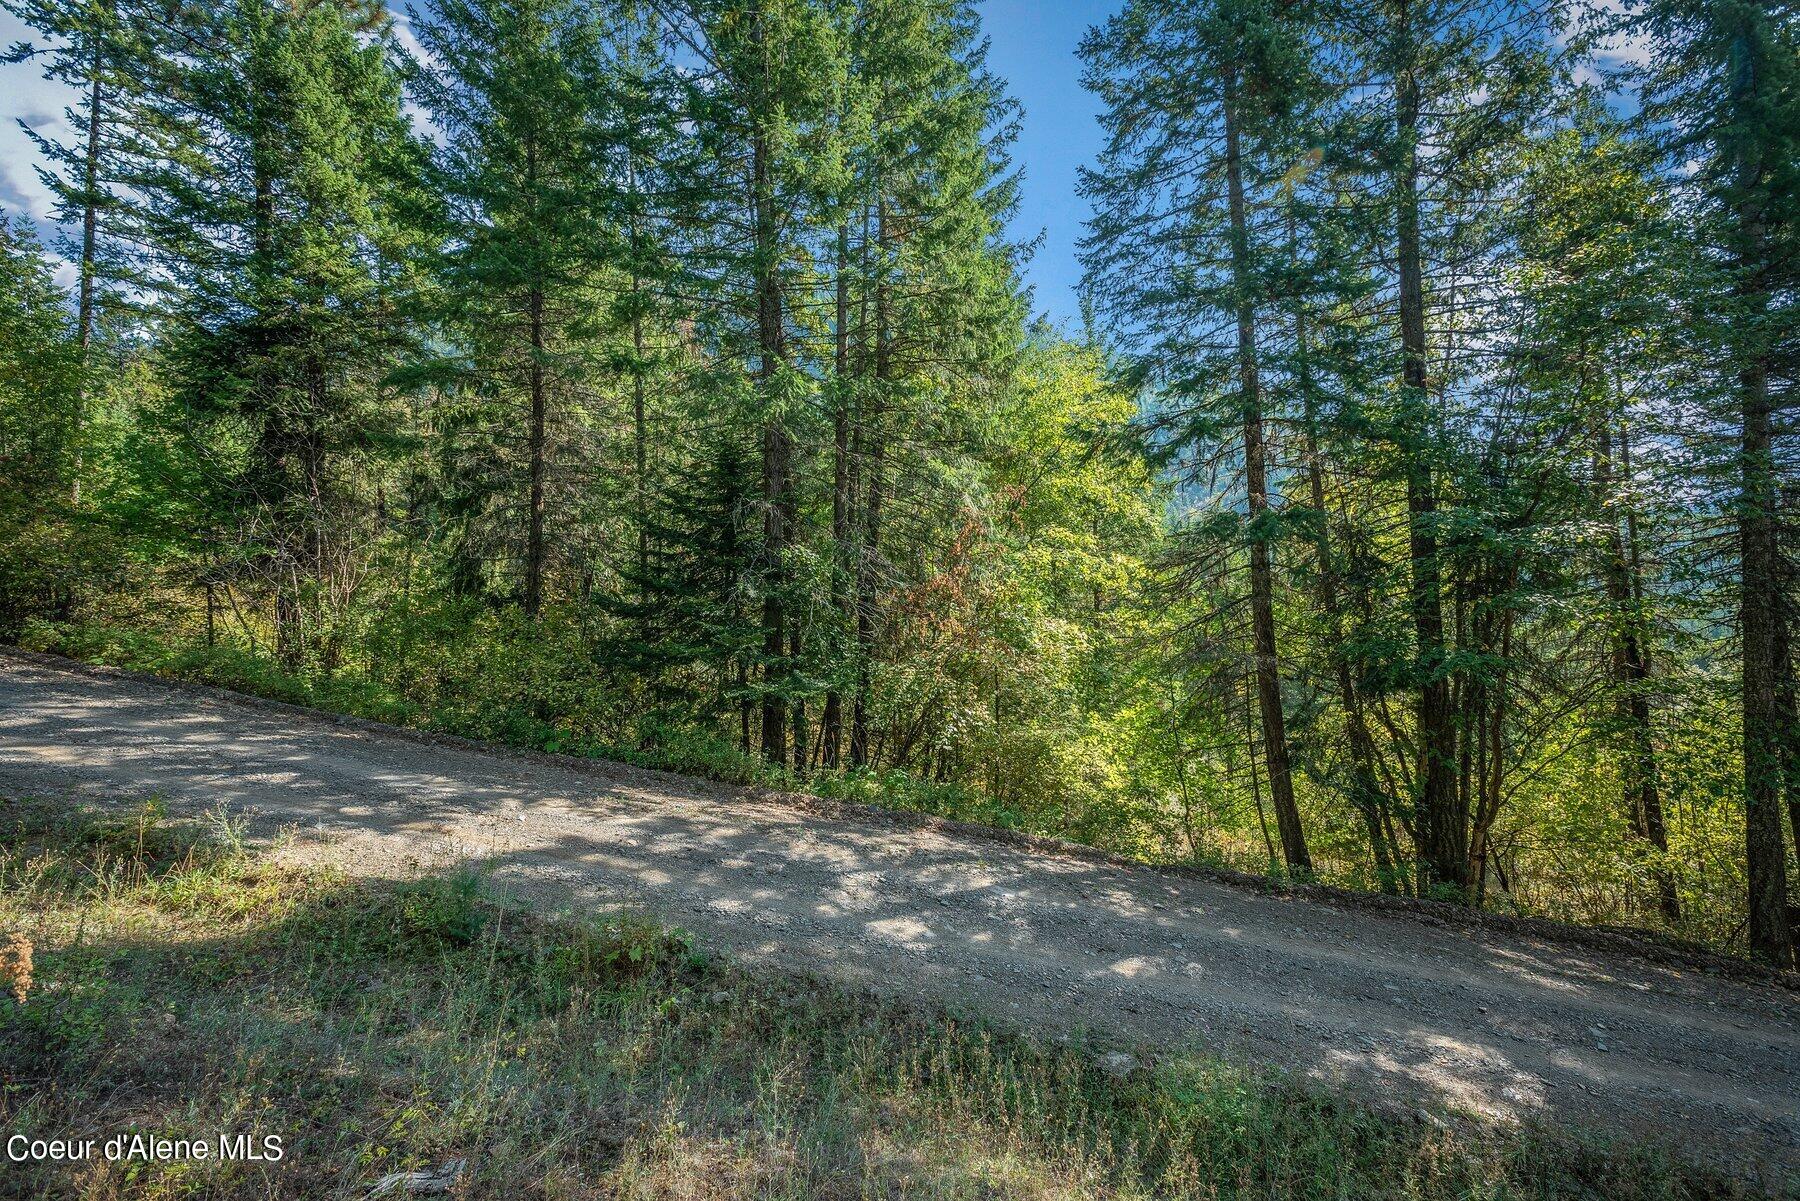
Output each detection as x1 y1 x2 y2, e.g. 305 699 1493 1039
2 652 1796 1179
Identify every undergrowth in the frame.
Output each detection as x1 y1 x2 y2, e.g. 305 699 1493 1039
16 618 984 823
0 797 1780 1199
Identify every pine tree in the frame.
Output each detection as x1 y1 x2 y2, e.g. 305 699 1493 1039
1337 0 1560 897
140 0 427 670
1623 0 1800 965
1080 0 1321 874
4 0 164 502
410 0 616 616
0 216 82 633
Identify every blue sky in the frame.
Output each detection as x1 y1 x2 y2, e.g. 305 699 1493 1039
3 0 1120 324
0 8 72 255
979 0 1121 327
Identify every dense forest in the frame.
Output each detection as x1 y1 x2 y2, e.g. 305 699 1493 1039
0 0 1795 963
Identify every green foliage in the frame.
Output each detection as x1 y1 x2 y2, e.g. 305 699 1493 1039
0 217 89 637
1073 0 1800 950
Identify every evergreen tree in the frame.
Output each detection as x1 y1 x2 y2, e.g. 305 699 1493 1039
1080 0 1323 874
1509 105 1687 925
4 0 164 501
837 0 1024 772
140 0 427 669
410 0 615 615
676 0 843 763
1622 0 1800 965
0 215 82 633
1338 0 1561 896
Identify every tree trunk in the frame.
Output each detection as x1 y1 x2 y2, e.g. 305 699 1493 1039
519 125 549 617
1302 377 1395 891
1392 9 1464 896
249 116 300 669
1222 75 1310 876
1776 586 1800 879
753 126 789 764
1467 602 1510 901
1292 209 1390 889
525 283 547 618
821 687 844 769
849 372 883 770
790 622 808 775
850 200 888 770
823 223 852 769
630 157 650 591
275 590 300 668
1247 680 1276 867
301 358 329 669
738 658 752 754
1598 417 1679 925
1741 352 1791 965
1724 13 1793 966
70 19 107 506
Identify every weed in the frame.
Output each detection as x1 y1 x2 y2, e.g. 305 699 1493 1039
0 931 30 1002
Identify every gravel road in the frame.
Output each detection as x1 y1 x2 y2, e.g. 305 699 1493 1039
2 652 1796 1179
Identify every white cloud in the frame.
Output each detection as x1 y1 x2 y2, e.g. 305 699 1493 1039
1 9 82 238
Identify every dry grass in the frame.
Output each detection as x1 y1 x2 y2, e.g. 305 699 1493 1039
0 932 30 1004
0 797 1780 1200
